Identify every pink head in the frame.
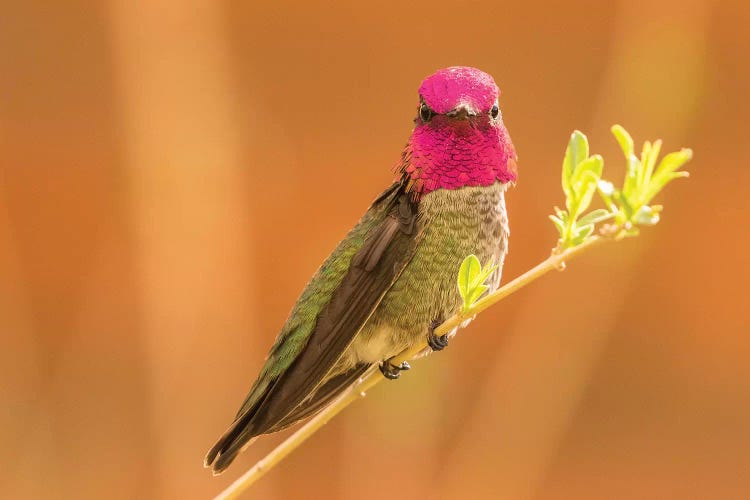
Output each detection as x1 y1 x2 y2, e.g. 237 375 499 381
398 67 517 197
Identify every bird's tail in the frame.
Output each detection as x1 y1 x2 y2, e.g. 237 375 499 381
204 411 261 475
204 363 371 474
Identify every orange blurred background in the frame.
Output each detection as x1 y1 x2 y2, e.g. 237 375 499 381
1 1 748 499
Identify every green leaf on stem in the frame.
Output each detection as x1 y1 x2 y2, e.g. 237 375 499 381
577 209 612 227
457 255 498 313
562 130 589 201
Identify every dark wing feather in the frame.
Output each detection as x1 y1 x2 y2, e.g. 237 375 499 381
267 363 371 433
206 181 421 473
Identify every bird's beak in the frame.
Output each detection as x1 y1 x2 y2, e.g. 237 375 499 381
446 103 477 120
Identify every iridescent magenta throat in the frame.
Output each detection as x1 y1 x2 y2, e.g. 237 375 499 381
401 119 517 197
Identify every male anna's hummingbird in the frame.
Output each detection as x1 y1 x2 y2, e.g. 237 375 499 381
205 66 518 474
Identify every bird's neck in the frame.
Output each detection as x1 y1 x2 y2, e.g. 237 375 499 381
396 123 517 198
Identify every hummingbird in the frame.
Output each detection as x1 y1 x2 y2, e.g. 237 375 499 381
205 66 518 474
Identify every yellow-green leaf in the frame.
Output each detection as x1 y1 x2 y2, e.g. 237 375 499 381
457 255 481 309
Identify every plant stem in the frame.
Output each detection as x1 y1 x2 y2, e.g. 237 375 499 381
213 235 609 500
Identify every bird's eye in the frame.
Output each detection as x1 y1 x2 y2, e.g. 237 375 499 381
419 103 434 122
490 104 499 119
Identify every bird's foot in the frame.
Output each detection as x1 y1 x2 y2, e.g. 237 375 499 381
427 319 449 351
380 359 410 380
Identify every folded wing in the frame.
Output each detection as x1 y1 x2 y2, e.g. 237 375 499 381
205 180 422 474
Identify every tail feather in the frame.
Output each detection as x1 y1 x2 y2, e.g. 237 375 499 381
204 413 260 475
204 364 371 474
205 377 278 474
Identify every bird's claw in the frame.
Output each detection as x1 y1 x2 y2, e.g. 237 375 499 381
427 331 449 351
427 318 449 351
380 359 410 380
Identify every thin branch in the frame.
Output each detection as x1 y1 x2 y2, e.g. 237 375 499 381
213 234 609 500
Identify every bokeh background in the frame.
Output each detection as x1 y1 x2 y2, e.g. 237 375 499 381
1 1 748 499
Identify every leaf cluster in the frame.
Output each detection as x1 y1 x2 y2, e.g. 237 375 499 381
550 124 691 247
598 125 692 238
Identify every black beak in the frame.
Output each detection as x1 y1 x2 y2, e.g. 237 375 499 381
446 104 477 120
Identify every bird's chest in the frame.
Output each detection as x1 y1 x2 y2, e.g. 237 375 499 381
349 182 509 364
376 182 509 332
417 182 509 308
